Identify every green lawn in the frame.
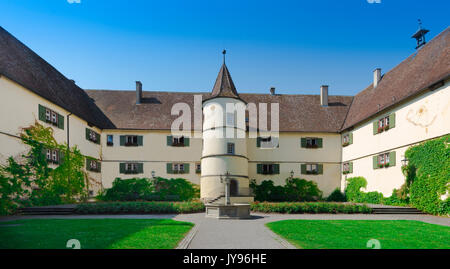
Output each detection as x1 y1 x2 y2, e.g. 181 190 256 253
266 220 450 249
0 218 193 249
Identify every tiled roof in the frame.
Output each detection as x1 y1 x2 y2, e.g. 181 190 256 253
0 26 115 129
85 90 353 132
341 27 450 130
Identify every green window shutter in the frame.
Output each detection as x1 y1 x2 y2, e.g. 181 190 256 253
166 163 173 174
86 159 90 170
184 137 190 146
58 114 64 129
317 138 323 148
301 138 306 148
317 164 323 175
137 136 143 146
137 163 144 173
167 136 173 146
184 163 190 174
349 133 353 144
301 164 307 174
257 164 262 174
120 136 126 146
373 156 378 169
256 137 261 148
389 151 396 167
273 164 280 174
59 150 65 165
97 161 101 172
349 162 353 173
38 105 46 121
96 133 101 144
120 163 125 173
389 113 396 128
373 121 378 135
86 128 90 140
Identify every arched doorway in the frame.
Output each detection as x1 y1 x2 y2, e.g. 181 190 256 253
230 179 238 196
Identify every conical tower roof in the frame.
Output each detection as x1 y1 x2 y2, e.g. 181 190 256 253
210 63 240 99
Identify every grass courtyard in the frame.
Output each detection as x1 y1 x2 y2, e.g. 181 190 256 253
0 218 193 249
267 220 450 249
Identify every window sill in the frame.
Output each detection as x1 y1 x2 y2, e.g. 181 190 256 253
124 143 139 147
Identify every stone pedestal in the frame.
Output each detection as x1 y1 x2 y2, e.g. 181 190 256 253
205 203 251 219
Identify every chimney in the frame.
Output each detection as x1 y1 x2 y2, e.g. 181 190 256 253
136 81 142 104
373 68 381 88
320 85 328 107
270 87 276 95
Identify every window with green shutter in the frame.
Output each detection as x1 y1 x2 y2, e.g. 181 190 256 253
257 163 263 174
86 128 100 144
120 163 142 174
168 136 188 147
302 137 322 149
86 158 101 173
389 151 396 167
301 164 307 174
273 164 280 174
300 138 307 148
373 156 379 169
343 162 353 174
317 164 323 174
374 113 395 135
38 104 64 129
256 164 278 174
342 133 353 146
166 163 173 173
302 163 321 175
120 135 142 146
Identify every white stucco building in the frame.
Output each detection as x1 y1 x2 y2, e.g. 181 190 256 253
0 26 449 201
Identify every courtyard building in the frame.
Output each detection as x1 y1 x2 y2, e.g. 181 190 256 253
0 26 449 200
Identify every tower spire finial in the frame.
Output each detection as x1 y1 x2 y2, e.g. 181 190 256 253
222 49 226 64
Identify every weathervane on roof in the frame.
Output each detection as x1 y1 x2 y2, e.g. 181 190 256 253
222 49 226 64
411 19 429 50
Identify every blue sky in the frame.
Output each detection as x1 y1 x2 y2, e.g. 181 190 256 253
0 0 448 95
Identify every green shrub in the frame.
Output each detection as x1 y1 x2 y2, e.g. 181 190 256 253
405 135 450 215
326 189 346 202
250 202 371 214
75 201 205 214
250 178 322 202
99 177 199 202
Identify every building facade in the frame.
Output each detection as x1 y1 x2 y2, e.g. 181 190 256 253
0 26 449 201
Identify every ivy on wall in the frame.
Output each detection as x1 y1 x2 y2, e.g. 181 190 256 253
405 134 449 215
345 134 450 215
0 122 88 215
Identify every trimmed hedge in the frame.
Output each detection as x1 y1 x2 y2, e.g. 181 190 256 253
250 202 372 214
75 201 205 214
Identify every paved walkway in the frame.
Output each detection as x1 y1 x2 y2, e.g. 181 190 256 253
1 213 449 249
